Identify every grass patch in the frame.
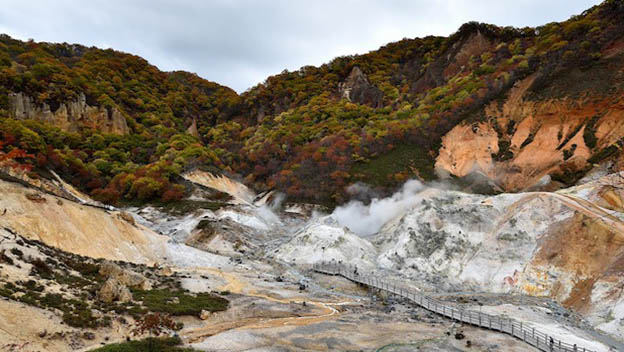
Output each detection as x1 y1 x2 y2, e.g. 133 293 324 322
2 280 110 328
132 289 229 316
583 115 601 150
91 336 198 352
351 144 435 186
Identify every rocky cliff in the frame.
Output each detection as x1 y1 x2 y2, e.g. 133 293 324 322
338 66 383 107
436 48 624 191
8 92 129 135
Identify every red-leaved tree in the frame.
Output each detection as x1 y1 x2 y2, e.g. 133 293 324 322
131 312 177 352
0 137 33 171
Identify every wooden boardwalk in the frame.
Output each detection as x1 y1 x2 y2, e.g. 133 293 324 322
313 261 595 352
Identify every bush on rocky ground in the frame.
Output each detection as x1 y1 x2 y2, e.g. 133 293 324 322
91 336 198 352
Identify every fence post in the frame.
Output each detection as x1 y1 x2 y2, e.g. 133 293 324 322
536 336 539 348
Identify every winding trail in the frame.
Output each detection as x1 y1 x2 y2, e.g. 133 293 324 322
179 267 353 343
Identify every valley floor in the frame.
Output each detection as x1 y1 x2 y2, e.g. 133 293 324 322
1 171 624 351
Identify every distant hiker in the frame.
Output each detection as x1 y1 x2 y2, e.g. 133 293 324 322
549 336 554 350
353 266 358 276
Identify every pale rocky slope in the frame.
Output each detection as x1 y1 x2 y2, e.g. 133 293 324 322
0 178 167 264
1 168 623 350
275 173 624 341
274 215 377 270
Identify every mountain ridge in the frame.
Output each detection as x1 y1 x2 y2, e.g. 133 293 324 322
1 0 623 205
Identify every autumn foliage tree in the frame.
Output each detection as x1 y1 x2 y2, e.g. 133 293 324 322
0 134 32 171
131 312 177 352
0 1 622 203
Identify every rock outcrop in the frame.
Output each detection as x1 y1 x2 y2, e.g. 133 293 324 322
182 170 256 205
339 66 383 107
97 278 132 303
187 118 200 138
8 92 129 135
99 261 152 290
436 70 624 191
199 309 211 320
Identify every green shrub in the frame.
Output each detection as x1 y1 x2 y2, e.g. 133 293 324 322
132 289 229 317
91 336 198 352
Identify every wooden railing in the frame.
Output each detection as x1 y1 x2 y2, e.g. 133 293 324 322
313 261 595 352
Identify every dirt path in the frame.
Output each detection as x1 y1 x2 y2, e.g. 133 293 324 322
178 267 353 343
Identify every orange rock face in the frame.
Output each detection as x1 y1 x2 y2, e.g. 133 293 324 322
436 70 624 191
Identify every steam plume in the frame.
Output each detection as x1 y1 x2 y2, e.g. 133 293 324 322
331 180 424 236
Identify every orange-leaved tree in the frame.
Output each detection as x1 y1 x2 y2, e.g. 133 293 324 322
131 312 177 352
0 135 33 171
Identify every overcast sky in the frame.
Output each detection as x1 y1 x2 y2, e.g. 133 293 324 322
0 0 602 93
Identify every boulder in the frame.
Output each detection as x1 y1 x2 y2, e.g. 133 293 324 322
157 266 174 276
91 309 103 319
97 278 132 303
99 261 152 290
199 309 211 320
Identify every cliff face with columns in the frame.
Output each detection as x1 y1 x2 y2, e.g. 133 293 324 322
8 92 129 135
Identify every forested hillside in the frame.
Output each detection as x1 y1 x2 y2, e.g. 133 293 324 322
1 0 623 204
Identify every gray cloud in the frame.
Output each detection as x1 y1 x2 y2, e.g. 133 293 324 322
0 0 602 92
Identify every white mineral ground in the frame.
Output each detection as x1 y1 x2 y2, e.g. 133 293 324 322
1 170 624 351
